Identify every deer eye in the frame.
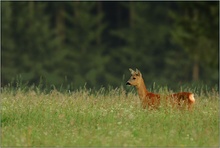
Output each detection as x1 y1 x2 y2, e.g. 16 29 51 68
133 77 136 80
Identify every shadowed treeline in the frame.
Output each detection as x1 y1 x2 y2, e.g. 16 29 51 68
2 1 219 90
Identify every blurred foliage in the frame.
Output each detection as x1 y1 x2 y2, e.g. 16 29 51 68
1 1 219 90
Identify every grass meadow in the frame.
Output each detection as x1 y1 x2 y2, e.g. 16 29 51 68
1 85 219 147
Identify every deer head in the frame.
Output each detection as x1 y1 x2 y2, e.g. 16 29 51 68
126 68 142 87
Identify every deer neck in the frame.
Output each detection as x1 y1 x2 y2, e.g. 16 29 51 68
136 78 148 100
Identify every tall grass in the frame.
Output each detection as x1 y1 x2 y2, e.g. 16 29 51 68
1 84 219 147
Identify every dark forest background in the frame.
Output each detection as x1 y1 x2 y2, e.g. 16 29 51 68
1 1 219 91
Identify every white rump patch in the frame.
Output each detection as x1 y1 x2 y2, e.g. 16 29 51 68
189 94 195 103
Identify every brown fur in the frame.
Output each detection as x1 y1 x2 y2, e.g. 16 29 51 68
126 68 195 110
168 92 195 110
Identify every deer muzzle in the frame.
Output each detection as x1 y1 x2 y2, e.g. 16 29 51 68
126 81 131 85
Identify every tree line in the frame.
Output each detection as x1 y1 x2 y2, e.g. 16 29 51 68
2 1 219 90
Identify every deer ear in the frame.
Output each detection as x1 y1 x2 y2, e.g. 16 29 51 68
129 68 136 75
136 68 142 76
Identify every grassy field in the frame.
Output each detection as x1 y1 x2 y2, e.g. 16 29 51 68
1 86 219 147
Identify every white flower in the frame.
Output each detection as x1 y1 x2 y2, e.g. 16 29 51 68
117 121 122 125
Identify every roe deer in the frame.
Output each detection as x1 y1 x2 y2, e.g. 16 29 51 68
126 68 195 110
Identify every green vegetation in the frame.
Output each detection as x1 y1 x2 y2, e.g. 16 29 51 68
2 2 218 89
1 86 219 147
1 2 218 146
